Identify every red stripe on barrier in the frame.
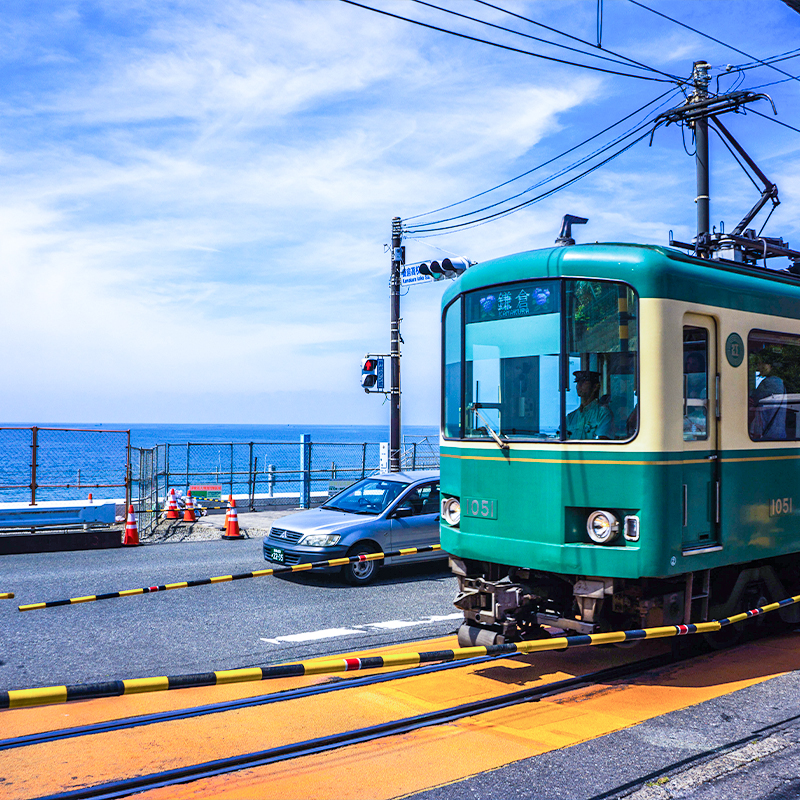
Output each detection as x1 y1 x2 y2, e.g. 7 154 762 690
149 587 159 592
358 555 366 561
344 658 361 671
677 625 689 635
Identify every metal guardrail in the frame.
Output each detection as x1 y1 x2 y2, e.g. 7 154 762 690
0 427 130 508
0 430 439 537
130 435 440 535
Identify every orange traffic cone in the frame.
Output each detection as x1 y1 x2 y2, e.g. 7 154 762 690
123 505 140 546
183 491 196 522
88 493 93 503
166 489 179 519
223 497 244 539
223 494 232 536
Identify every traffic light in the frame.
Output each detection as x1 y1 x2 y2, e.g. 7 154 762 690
361 356 384 392
418 257 471 280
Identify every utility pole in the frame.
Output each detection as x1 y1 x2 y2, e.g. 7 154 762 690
389 217 402 472
692 60 711 250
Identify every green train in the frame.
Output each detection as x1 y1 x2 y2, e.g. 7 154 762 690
438 237 800 647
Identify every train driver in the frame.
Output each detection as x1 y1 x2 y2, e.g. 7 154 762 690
566 370 613 440
749 349 787 440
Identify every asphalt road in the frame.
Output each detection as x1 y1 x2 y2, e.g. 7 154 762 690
0 537 459 691
6 538 800 800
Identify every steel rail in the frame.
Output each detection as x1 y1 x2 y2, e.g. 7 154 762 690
26 653 679 800
0 653 501 752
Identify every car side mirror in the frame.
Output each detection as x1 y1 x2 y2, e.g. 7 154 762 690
392 506 414 519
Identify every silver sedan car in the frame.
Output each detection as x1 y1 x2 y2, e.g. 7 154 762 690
262 470 441 584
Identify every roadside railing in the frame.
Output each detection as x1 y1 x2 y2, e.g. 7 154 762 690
0 429 439 537
0 427 130 507
131 434 440 535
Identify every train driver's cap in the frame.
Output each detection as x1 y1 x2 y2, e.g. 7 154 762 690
573 370 601 383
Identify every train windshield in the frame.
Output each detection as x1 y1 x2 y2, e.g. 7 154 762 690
443 279 638 442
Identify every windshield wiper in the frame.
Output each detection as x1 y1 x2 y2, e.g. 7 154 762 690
469 405 509 451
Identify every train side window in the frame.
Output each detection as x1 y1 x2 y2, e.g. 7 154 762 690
683 327 708 441
565 281 638 441
748 331 795 441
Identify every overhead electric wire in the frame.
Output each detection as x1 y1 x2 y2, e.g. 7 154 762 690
340 0 674 81
725 46 800 72
409 0 657 74
406 116 660 231
748 107 800 135
627 0 800 85
474 0 685 83
406 86 681 232
406 125 655 236
405 85 682 223
745 76 798 91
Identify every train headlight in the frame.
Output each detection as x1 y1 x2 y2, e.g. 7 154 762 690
442 497 461 526
299 533 341 547
586 510 620 544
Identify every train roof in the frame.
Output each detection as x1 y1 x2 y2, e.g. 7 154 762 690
443 243 800 319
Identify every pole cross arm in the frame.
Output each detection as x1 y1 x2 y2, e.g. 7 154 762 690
649 91 777 144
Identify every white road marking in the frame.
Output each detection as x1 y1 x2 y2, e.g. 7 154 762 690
260 628 366 644
365 613 463 630
260 613 463 645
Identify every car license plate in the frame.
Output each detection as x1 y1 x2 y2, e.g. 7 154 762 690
270 547 284 563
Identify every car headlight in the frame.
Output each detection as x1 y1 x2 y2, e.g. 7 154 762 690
586 510 620 544
299 533 341 547
441 497 461 526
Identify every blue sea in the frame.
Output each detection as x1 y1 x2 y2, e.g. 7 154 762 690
2 423 438 448
0 424 439 504
124 423 439 448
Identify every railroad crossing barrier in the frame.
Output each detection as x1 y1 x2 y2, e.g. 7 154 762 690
0 593 14 599
3 594 799 710
16 545 444 611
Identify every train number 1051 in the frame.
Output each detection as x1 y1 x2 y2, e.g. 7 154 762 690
770 497 794 516
463 497 497 519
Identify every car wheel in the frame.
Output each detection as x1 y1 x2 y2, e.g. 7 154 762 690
343 544 382 585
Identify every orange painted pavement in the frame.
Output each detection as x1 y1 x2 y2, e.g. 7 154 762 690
2 634 799 799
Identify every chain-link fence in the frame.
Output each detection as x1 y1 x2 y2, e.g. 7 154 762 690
0 427 130 505
400 435 439 470
0 428 439 537
130 434 440 535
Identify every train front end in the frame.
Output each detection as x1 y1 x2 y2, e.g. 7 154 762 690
440 244 680 647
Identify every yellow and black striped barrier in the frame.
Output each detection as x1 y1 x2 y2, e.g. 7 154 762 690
3 593 798 710
17 545 443 611
1 593 14 600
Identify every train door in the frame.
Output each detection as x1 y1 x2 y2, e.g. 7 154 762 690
682 315 720 550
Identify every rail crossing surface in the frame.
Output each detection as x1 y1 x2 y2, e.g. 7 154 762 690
3 630 800 799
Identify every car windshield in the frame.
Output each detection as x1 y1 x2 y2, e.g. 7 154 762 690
322 478 409 515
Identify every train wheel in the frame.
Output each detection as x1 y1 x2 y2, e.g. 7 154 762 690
457 623 505 648
342 545 381 585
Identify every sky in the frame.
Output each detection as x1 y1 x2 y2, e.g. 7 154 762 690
2 0 799 427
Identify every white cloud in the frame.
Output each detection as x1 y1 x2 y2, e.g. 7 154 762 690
2 0 799 424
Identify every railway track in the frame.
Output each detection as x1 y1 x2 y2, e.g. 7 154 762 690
6 645 688 800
